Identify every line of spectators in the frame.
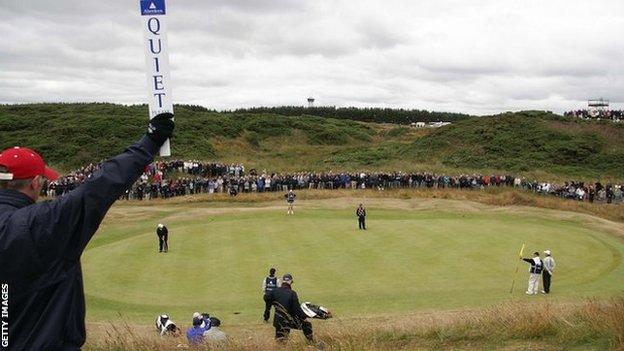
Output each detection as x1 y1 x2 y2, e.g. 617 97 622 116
151 160 245 177
564 109 624 120
41 163 624 205
45 160 244 197
536 181 622 203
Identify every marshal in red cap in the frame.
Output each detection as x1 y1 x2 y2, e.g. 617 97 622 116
0 147 59 181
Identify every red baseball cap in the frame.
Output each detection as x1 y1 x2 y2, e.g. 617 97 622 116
0 147 59 181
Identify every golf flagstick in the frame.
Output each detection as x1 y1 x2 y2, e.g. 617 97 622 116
140 0 174 156
509 243 525 293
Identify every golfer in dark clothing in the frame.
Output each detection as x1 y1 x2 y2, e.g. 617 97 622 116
356 203 366 230
0 113 174 350
263 274 314 343
156 223 169 252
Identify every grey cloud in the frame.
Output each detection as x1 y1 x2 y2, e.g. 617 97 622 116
355 19 407 50
198 0 305 13
1 0 624 114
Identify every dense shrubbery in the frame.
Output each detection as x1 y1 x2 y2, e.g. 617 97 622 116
409 111 624 178
0 103 374 168
1 104 622 179
323 144 402 167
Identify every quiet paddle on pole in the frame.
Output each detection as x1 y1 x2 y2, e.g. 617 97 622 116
509 243 525 293
140 0 174 156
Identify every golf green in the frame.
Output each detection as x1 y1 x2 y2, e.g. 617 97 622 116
82 200 624 324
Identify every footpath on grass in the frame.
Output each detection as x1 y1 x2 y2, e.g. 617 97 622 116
112 187 624 224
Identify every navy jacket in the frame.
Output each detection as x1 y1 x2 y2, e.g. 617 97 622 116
156 226 168 237
264 285 307 329
0 137 158 350
522 258 544 274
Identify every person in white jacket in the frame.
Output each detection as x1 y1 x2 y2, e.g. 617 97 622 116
521 251 543 295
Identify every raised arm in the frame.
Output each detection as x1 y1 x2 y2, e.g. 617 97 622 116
28 113 174 262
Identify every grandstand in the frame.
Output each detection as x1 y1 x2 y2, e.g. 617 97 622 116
565 98 623 121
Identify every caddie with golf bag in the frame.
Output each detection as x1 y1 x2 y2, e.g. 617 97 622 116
263 273 332 345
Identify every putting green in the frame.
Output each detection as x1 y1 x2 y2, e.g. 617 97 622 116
82 200 624 324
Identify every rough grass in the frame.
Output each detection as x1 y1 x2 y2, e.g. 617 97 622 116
84 297 624 350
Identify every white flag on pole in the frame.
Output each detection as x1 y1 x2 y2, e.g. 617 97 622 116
140 0 173 156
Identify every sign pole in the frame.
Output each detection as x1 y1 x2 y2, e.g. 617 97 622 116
140 0 173 156
509 243 526 293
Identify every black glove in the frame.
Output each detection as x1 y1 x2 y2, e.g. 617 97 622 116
147 112 174 146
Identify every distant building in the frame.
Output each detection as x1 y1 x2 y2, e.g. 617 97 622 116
430 121 451 128
410 121 450 128
410 122 426 128
307 97 315 108
565 98 622 121
587 98 609 118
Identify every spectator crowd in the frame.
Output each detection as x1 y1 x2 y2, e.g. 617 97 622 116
41 160 624 205
565 109 624 121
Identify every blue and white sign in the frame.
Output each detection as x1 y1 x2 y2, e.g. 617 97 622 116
140 0 166 16
140 0 173 156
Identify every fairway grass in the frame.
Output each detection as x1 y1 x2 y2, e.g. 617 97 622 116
81 198 624 327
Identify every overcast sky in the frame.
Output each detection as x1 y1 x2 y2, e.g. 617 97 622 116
1 0 623 115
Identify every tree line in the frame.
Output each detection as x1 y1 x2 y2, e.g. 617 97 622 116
230 106 472 124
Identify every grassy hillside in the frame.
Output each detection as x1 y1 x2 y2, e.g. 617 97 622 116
0 103 379 170
0 104 622 180
409 111 624 178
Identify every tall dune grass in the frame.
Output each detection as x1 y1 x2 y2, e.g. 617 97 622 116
85 297 624 350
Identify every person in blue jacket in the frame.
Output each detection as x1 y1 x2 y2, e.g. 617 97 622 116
186 313 211 345
0 113 174 351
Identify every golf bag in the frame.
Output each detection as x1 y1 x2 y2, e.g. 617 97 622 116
155 314 180 336
199 313 221 328
300 302 332 319
209 316 221 327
